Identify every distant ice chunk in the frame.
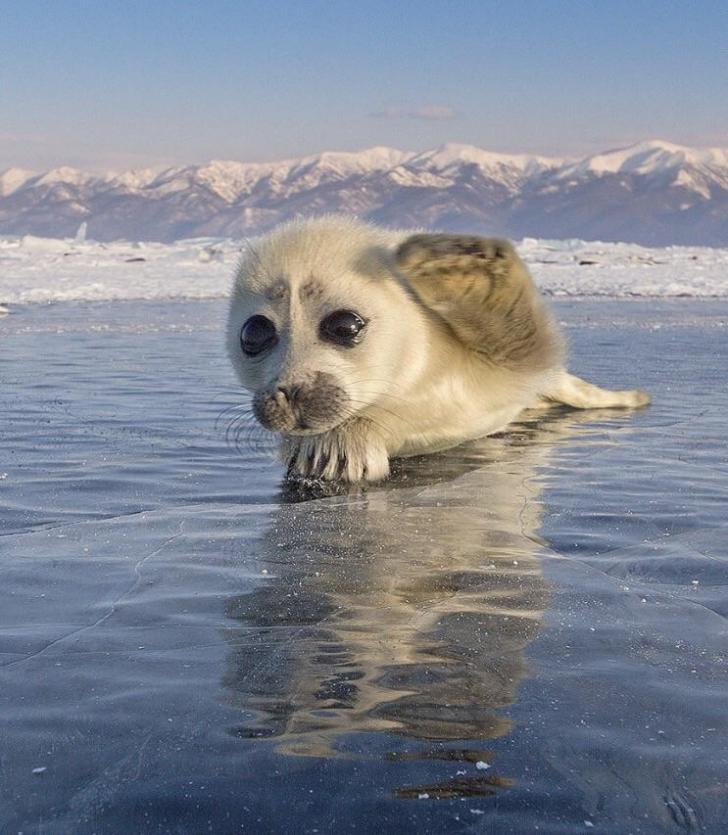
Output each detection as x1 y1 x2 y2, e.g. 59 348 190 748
1 233 728 304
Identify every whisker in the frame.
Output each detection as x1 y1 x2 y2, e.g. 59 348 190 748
344 397 420 434
220 403 279 461
215 402 254 432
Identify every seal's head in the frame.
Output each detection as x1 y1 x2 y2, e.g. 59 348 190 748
227 216 424 438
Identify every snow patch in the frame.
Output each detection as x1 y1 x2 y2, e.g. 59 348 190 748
0 167 38 196
554 139 728 181
1 234 727 305
34 167 96 188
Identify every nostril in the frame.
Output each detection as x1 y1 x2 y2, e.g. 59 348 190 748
275 385 292 402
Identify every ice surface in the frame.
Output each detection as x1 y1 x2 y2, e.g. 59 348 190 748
0 234 727 305
1 299 727 832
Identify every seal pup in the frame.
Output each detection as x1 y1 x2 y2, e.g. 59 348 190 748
227 216 649 482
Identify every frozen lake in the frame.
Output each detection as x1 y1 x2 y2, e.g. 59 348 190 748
1 299 727 833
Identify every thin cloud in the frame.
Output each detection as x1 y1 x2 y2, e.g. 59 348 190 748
0 130 47 143
370 104 457 121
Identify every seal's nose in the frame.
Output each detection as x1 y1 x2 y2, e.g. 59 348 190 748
274 384 305 410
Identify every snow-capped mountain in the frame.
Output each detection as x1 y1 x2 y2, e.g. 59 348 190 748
2 139 728 245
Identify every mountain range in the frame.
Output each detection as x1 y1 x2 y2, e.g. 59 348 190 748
2 139 728 245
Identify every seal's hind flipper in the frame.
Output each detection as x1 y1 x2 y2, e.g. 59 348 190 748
544 371 650 409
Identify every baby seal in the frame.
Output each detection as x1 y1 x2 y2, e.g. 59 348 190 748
227 216 649 482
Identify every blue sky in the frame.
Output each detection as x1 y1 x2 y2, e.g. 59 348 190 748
2 0 727 171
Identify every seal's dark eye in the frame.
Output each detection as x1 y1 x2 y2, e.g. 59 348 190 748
241 315 277 356
319 310 367 347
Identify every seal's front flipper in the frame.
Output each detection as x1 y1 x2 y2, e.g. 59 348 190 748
544 371 650 409
285 422 390 484
395 234 520 313
394 234 563 373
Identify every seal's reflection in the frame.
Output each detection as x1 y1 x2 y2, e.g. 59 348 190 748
222 410 629 798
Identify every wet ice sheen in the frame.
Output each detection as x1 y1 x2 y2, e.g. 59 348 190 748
1 300 727 833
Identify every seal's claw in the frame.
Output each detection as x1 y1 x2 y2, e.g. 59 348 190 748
286 425 389 484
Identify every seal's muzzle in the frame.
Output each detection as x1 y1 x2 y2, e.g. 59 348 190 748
253 371 350 435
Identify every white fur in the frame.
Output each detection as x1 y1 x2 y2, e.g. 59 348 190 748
227 216 649 482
